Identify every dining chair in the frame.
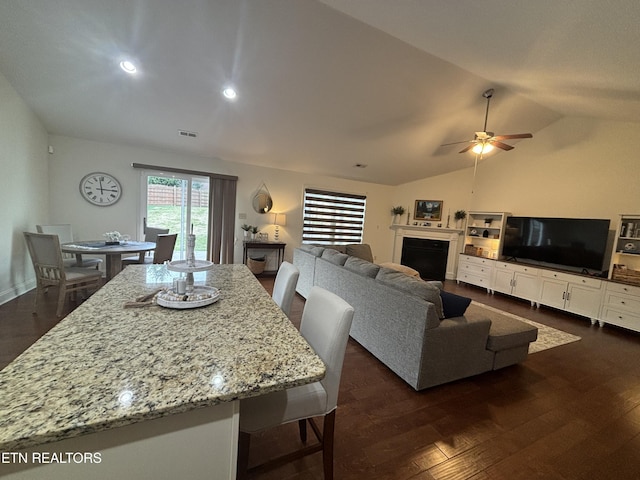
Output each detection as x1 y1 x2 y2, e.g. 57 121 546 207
36 224 102 270
144 226 170 243
122 233 177 266
237 286 354 480
24 232 103 317
271 261 300 318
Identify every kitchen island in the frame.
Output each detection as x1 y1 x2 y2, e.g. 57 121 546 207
0 264 325 479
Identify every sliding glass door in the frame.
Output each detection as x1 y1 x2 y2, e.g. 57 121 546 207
140 171 210 260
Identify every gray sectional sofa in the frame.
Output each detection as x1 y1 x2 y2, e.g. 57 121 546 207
293 245 538 391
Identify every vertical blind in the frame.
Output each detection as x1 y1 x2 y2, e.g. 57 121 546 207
302 188 367 245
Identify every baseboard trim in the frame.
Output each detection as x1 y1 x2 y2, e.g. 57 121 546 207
0 279 36 306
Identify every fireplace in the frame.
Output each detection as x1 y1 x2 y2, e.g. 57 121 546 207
391 225 463 280
401 237 449 281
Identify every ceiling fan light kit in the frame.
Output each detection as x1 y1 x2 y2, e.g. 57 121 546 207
442 88 533 155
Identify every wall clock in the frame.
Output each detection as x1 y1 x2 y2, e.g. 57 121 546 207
79 172 122 206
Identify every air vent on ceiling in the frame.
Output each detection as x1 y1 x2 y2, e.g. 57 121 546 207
178 129 198 138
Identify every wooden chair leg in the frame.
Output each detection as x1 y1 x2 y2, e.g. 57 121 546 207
56 285 67 317
237 431 250 480
298 419 307 443
322 411 336 480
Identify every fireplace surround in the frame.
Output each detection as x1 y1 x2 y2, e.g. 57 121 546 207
391 225 463 280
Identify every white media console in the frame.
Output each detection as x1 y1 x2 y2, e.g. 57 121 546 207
457 253 640 333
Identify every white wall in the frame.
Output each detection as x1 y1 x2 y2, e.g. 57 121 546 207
392 117 640 229
48 135 395 267
0 72 49 303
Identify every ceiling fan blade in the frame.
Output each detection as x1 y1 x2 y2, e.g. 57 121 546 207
459 144 475 153
493 133 533 140
440 139 473 147
490 140 514 151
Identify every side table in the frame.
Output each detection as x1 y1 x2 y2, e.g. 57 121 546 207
243 241 286 275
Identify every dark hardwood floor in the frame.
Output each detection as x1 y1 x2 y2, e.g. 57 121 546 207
2 278 640 479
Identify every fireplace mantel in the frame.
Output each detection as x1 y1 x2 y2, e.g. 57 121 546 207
390 224 463 280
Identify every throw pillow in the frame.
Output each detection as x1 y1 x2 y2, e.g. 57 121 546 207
346 244 374 263
321 248 348 266
378 262 420 277
344 256 380 278
440 290 472 319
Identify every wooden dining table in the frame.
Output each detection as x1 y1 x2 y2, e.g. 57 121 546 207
61 240 156 280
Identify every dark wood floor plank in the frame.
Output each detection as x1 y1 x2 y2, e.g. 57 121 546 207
3 277 640 479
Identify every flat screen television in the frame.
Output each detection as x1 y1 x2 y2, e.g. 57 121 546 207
502 217 610 272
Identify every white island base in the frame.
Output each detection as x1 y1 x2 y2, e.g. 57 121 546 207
1 401 239 480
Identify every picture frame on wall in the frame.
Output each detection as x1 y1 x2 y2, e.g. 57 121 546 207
414 200 443 221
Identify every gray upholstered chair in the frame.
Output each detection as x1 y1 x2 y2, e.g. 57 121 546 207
36 224 102 270
122 233 177 266
24 232 103 317
271 261 300 318
237 286 354 479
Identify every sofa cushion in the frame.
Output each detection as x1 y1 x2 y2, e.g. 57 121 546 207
375 267 444 318
486 316 538 351
322 245 347 254
321 248 348 266
378 262 420 277
344 256 380 278
346 244 374 263
300 244 325 257
440 290 472 318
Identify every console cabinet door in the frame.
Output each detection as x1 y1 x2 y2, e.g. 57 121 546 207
512 271 540 303
566 282 603 318
493 269 514 294
539 278 568 310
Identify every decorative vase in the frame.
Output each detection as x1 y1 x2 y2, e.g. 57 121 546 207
251 233 257 240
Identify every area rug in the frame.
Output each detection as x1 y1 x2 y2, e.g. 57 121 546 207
468 301 581 354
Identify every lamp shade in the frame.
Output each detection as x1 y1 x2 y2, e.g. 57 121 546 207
273 213 287 226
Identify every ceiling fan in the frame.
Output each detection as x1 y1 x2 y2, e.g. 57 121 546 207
441 88 532 154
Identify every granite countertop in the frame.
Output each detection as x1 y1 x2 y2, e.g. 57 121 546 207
0 264 325 451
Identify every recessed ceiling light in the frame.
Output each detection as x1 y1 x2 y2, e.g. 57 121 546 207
222 86 237 100
119 60 137 74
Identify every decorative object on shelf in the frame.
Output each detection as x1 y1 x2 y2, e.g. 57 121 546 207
406 206 411 225
271 212 287 241
252 182 273 214
624 242 637 252
241 223 252 238
484 217 493 227
454 210 466 228
414 200 443 221
79 172 122 206
250 226 259 240
103 231 123 245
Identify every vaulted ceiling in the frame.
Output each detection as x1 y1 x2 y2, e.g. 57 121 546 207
0 0 637 185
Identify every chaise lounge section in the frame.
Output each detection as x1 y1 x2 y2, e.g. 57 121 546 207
293 245 538 390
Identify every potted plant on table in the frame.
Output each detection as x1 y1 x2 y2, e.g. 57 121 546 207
250 226 260 240
241 224 252 239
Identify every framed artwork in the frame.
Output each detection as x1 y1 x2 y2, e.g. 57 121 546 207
414 200 443 221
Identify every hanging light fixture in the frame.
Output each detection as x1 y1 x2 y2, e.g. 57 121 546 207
472 142 494 155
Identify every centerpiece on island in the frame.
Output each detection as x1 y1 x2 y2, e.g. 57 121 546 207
166 224 214 298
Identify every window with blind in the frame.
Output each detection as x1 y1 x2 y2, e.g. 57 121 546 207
302 188 367 245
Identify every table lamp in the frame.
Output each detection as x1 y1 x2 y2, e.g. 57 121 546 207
272 213 287 241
